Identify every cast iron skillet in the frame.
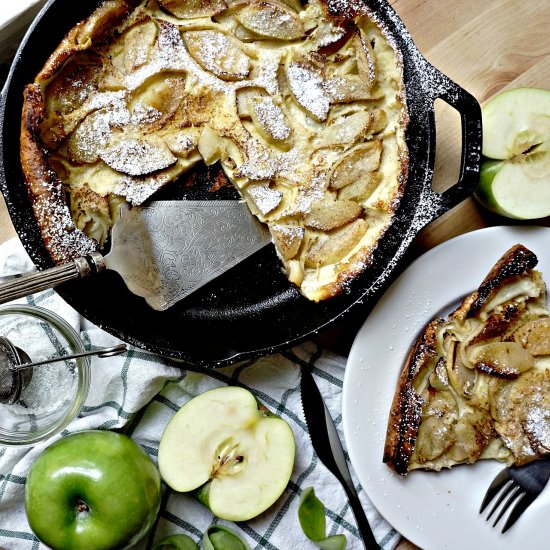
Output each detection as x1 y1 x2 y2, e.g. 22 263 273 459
0 0 482 368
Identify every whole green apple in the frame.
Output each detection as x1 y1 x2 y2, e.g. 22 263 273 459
25 430 161 550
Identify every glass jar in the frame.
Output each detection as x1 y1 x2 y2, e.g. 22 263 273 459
0 304 90 446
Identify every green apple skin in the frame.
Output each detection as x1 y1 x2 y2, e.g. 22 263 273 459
25 430 162 550
475 154 550 219
474 159 507 216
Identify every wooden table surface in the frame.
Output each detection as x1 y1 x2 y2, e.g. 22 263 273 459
1 1 550 548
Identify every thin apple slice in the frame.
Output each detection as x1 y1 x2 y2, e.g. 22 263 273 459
100 136 177 176
312 111 372 149
130 75 185 131
235 0 304 41
326 75 372 103
158 0 228 19
271 224 304 260
158 386 295 522
304 218 368 267
482 87 550 160
329 141 382 189
353 28 376 91
123 20 158 73
184 30 250 81
337 172 382 202
243 182 283 215
285 55 331 122
473 341 534 379
248 96 292 143
163 128 201 157
307 18 348 52
513 318 550 356
198 125 225 165
67 110 110 163
304 200 363 231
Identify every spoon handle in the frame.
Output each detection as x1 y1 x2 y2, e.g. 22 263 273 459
13 344 127 371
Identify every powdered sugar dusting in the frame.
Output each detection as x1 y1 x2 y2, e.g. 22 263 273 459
324 0 369 19
286 60 330 121
236 142 276 180
237 2 299 39
525 403 550 451
100 138 176 176
272 223 304 241
253 51 281 96
251 97 291 141
33 179 98 261
186 30 250 79
247 185 283 215
312 21 346 48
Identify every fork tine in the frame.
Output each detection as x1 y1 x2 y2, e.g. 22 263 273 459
486 481 519 521
501 492 537 534
480 468 511 514
486 481 516 520
492 486 523 526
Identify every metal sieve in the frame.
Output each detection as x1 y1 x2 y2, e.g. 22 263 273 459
0 338 126 405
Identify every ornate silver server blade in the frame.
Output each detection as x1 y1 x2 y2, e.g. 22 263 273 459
104 200 272 310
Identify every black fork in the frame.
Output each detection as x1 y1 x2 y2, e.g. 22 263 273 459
480 457 550 533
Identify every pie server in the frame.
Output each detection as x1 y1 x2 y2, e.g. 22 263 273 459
300 365 378 548
0 200 271 310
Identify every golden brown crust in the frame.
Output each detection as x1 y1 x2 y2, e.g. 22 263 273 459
21 85 98 263
383 318 442 475
20 1 137 262
21 84 49 193
314 146 409 301
452 244 539 321
36 0 137 81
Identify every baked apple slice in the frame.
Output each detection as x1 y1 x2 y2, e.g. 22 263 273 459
184 30 251 80
158 0 227 19
234 0 304 41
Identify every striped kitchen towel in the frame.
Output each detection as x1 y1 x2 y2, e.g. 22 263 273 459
0 237 400 549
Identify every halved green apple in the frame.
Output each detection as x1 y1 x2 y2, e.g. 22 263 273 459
474 87 550 219
158 386 295 522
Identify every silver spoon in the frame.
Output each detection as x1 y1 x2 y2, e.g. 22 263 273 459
0 336 127 405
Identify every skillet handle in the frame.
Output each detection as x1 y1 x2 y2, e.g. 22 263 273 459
422 63 482 219
0 257 96 304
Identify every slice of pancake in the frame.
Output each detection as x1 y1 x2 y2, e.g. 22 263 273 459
20 0 408 302
384 244 550 475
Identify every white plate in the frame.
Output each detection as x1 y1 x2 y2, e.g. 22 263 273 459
342 226 550 550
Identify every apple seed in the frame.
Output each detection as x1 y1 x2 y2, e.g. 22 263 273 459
212 440 246 477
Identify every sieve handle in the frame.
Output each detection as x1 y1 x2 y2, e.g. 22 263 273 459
13 344 128 370
0 257 96 304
